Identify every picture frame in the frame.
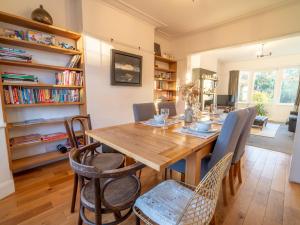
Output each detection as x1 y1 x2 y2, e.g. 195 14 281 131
154 42 161 56
111 49 143 86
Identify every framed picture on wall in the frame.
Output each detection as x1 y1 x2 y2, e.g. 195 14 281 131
111 49 143 86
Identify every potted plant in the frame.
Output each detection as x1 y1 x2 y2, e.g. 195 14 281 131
179 82 200 122
252 92 268 116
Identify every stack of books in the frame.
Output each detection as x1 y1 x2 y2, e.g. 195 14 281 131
1 72 38 84
55 71 83 86
41 132 67 142
3 87 80 105
66 55 81 68
0 46 32 62
10 133 41 146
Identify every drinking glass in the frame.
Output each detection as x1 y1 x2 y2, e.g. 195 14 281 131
160 108 170 129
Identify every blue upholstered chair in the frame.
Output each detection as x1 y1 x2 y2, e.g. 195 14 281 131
229 107 257 195
157 101 177 117
134 153 234 225
168 108 249 205
133 103 156 122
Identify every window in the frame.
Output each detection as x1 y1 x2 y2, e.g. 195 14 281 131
280 68 300 104
253 71 276 101
238 71 250 102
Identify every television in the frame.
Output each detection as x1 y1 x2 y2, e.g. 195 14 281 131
217 95 235 107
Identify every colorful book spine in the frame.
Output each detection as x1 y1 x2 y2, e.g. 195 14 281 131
55 71 83 86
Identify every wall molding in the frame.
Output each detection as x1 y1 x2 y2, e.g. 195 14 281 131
0 179 15 200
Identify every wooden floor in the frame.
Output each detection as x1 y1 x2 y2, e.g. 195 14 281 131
1 146 300 225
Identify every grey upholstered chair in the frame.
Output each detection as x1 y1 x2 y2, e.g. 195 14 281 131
169 108 249 205
157 101 177 117
132 103 156 122
229 107 257 195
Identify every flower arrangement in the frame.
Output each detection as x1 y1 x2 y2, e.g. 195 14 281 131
179 82 200 107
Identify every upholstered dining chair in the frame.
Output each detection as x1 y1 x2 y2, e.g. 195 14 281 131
64 115 125 213
69 144 145 225
168 108 249 205
229 107 257 195
134 152 233 225
133 103 156 122
157 101 177 117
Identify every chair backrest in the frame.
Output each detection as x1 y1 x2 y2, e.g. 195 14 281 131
232 107 257 164
132 103 156 122
208 109 249 170
157 101 177 117
64 114 92 148
178 153 233 225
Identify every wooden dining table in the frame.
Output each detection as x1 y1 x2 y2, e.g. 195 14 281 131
86 122 220 186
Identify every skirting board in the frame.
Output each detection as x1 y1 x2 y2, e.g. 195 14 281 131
0 179 15 199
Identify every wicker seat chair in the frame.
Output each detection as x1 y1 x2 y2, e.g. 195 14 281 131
69 144 145 225
133 152 233 225
65 115 125 213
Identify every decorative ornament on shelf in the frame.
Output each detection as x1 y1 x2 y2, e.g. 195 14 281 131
179 82 200 123
31 5 53 25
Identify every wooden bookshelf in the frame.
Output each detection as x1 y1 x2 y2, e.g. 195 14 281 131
0 11 87 173
0 36 81 55
12 151 69 173
154 55 177 103
7 117 72 129
2 82 83 89
0 60 83 71
0 11 81 40
5 102 83 108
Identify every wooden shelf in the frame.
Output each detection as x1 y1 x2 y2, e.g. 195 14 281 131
2 82 83 89
0 11 81 40
155 55 176 63
154 67 176 73
7 117 71 129
5 102 83 108
154 78 176 82
155 89 176 92
0 60 82 71
0 36 81 55
12 151 69 173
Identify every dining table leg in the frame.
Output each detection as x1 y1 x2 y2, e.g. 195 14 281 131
185 142 214 186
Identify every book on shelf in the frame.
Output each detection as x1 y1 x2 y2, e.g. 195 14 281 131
0 46 32 62
2 72 38 84
3 87 81 105
41 132 67 142
66 55 81 68
55 71 83 86
10 133 41 146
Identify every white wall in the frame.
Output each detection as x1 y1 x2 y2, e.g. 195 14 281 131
82 0 155 128
154 33 173 56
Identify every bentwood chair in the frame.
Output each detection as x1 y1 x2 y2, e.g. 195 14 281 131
157 101 177 117
229 107 257 195
133 103 156 122
69 144 145 225
168 109 249 205
64 115 125 213
134 153 233 225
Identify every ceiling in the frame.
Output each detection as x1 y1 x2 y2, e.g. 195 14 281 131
198 35 300 62
102 0 294 37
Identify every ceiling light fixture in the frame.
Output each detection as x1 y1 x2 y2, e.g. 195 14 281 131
256 44 272 58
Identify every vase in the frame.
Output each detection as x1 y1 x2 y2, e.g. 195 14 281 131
31 5 53 25
184 106 193 123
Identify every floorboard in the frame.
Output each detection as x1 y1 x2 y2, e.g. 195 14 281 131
1 146 300 225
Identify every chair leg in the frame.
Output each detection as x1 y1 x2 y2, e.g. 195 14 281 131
136 215 141 225
181 173 185 182
229 166 235 195
233 164 238 178
210 213 217 225
237 160 242 184
222 177 227 206
71 173 78 213
164 168 168 180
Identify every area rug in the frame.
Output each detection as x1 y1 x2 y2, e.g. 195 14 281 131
247 124 294 154
251 123 280 138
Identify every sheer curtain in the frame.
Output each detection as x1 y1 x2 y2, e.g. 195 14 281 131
228 70 240 103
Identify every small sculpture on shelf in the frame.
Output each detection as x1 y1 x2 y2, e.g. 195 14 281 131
58 41 75 50
31 5 53 25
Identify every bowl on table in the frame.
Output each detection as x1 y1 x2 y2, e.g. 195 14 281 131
154 114 164 124
194 121 212 132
